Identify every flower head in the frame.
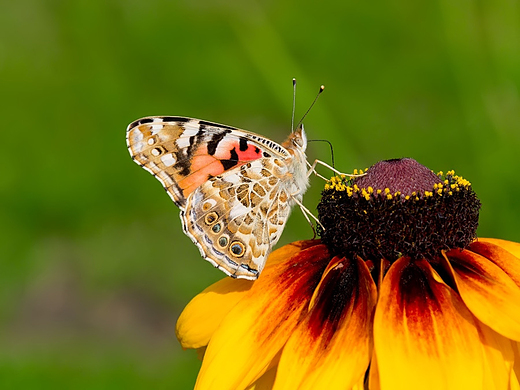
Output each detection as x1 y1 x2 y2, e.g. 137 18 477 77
176 158 520 390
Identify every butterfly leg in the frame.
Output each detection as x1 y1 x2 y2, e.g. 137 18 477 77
290 194 325 231
306 159 365 180
295 201 318 238
306 160 329 181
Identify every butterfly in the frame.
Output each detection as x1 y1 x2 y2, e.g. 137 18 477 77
127 116 321 280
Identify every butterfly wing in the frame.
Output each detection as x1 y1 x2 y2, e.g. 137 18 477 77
182 158 296 279
126 116 289 209
127 116 303 279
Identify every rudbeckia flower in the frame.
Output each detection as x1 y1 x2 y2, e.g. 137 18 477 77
176 158 520 390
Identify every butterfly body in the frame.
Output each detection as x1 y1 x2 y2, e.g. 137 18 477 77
127 116 309 280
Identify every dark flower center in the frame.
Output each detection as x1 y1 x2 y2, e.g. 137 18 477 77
317 158 481 263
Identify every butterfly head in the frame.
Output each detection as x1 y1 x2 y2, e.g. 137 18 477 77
286 124 307 153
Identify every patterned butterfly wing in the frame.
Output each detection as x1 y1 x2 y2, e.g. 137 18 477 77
127 116 305 279
126 116 280 208
182 158 296 279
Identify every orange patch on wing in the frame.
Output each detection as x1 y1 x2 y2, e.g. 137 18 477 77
178 157 225 195
190 154 224 175
176 140 264 199
214 139 262 161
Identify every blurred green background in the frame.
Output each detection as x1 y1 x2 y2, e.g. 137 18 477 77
1 0 520 388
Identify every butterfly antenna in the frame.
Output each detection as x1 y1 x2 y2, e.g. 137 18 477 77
291 78 297 132
308 139 336 169
295 85 325 130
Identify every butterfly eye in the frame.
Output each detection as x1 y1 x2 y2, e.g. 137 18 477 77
218 236 228 247
212 223 222 233
293 138 304 148
230 241 245 257
205 212 219 225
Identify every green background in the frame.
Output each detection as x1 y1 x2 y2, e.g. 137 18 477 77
2 0 520 388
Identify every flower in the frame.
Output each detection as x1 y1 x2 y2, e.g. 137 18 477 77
176 158 520 390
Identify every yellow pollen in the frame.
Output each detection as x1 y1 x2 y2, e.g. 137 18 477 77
324 169 470 205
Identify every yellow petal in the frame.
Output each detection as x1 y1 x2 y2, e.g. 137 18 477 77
196 346 207 361
351 375 366 390
513 341 520 389
263 239 321 266
470 239 520 288
245 365 277 390
273 256 377 390
368 349 380 390
176 240 318 349
476 322 515 389
478 238 520 260
444 248 520 341
195 243 331 390
176 277 253 349
511 370 520 390
374 258 486 390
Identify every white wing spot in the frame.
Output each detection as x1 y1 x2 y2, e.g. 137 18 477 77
176 137 191 149
229 201 249 220
131 129 144 142
130 130 144 152
147 138 155 145
151 124 164 135
175 122 201 149
223 173 241 184
151 148 160 156
160 153 176 167
182 125 200 138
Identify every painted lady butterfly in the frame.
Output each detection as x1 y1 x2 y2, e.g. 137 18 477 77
127 116 316 280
